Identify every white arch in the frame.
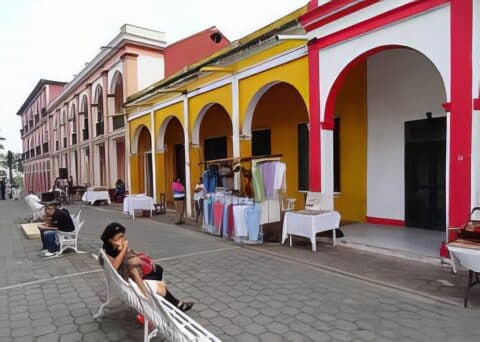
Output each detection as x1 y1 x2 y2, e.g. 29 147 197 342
156 116 184 152
191 103 231 146
242 81 282 138
94 85 103 104
131 124 151 154
318 5 450 122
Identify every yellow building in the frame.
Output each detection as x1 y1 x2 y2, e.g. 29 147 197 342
125 7 312 217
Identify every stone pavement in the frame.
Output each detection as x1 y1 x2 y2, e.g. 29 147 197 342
1 199 480 341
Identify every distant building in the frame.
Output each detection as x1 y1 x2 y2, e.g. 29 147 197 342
18 24 228 192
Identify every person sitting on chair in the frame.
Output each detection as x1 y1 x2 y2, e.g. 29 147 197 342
100 222 194 312
112 179 126 203
38 202 75 257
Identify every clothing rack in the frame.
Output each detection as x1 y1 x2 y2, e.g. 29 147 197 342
197 154 283 166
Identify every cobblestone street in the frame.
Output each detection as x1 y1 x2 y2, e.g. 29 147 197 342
2 199 480 341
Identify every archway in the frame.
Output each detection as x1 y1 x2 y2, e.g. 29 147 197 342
94 86 104 136
246 82 309 208
157 116 185 206
325 46 447 253
133 125 153 196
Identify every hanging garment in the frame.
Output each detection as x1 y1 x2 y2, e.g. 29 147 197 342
273 162 286 192
260 162 277 200
222 203 229 237
244 204 262 241
212 201 225 235
233 205 248 237
260 199 281 224
220 166 234 191
202 166 218 193
252 165 265 202
227 204 235 237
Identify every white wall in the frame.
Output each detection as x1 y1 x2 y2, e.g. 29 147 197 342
366 49 446 220
137 55 165 91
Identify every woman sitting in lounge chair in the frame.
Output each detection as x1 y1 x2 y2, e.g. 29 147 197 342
100 222 193 312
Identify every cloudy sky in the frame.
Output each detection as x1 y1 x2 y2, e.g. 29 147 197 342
0 0 307 153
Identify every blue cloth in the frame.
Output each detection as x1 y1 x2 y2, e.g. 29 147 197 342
44 231 59 252
244 204 262 241
202 167 218 193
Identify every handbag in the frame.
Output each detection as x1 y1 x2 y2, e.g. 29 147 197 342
135 252 155 276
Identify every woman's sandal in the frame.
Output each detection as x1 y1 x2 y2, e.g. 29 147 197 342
177 301 194 312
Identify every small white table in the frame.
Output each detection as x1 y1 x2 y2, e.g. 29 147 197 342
123 195 155 220
282 210 341 252
447 243 480 307
81 191 111 205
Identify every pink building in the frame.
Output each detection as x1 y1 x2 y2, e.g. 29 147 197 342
17 80 66 193
19 24 229 192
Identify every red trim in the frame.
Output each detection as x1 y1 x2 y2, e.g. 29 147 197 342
366 216 405 227
474 98 480 110
303 0 381 32
308 48 321 191
307 0 319 11
449 0 473 233
301 0 358 25
442 102 451 112
310 0 449 50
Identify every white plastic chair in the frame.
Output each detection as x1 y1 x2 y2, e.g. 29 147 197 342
55 211 85 256
24 194 44 221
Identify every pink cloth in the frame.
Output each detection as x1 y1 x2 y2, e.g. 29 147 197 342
212 201 225 235
172 181 184 192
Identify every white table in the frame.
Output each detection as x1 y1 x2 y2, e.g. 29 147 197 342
81 191 111 205
123 195 155 220
282 210 341 252
447 243 480 307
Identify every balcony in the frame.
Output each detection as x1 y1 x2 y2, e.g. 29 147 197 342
25 151 29 160
29 119 33 128
112 116 125 130
63 137 67 149
55 141 59 151
34 114 39 125
82 128 89 141
71 133 77 145
36 146 41 156
30 149 35 158
43 143 49 153
96 121 104 136
41 107 47 116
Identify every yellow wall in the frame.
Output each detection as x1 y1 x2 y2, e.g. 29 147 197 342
250 83 308 208
239 56 309 126
333 62 367 222
129 116 151 148
129 155 139 194
188 85 232 132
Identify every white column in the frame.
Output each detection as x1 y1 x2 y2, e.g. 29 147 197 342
232 75 241 190
126 117 132 194
150 111 157 202
109 138 118 186
183 96 192 217
320 128 334 210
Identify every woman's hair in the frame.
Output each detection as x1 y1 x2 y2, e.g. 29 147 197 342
101 222 126 256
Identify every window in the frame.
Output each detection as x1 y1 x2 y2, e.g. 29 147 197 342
204 136 227 162
252 129 271 157
333 117 340 193
298 123 309 191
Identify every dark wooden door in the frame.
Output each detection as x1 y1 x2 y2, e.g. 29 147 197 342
405 117 446 230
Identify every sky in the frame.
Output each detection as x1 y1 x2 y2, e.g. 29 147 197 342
0 0 308 153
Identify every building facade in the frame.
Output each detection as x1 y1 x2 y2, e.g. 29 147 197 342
18 25 229 192
302 0 480 241
126 7 309 217
17 80 66 193
46 25 166 189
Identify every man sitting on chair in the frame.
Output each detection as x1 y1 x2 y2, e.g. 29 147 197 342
38 202 75 256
